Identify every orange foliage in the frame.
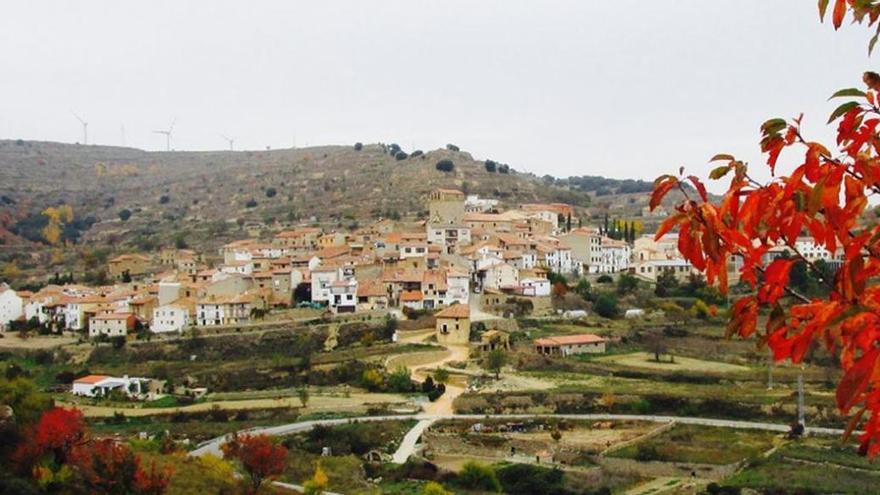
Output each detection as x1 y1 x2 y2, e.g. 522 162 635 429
651 0 880 458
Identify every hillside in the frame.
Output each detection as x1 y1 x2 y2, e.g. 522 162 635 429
0 140 668 253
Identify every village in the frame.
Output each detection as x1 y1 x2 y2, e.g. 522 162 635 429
0 186 858 495
0 188 841 340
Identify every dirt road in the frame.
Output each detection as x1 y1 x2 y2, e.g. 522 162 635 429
394 328 470 416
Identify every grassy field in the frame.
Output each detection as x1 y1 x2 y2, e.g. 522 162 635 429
607 424 779 465
593 352 750 373
726 452 880 494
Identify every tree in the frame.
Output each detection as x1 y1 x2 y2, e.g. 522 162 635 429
593 294 619 319
457 461 501 492
0 377 52 425
71 438 172 495
645 331 668 362
496 463 565 495
118 209 132 222
303 462 328 495
484 160 497 172
14 407 86 469
387 366 413 393
422 481 454 495
575 278 593 301
433 368 450 384
435 159 455 172
265 187 277 198
446 143 460 152
221 433 287 493
353 142 363 151
655 269 679 297
484 350 506 380
616 272 639 295
648 0 880 457
297 386 310 408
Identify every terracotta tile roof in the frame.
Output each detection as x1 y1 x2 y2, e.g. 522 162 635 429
422 270 447 291
74 374 111 384
316 246 350 259
92 312 133 321
534 334 605 347
357 280 386 297
275 227 321 238
400 290 423 302
435 303 469 319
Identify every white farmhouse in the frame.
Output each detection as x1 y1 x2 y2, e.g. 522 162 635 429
0 284 23 330
520 278 551 297
89 313 135 338
151 298 194 333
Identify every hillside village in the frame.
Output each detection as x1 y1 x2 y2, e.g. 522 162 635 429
0 181 859 494
0 186 841 342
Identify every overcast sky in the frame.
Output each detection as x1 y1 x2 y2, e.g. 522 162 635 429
0 1 873 183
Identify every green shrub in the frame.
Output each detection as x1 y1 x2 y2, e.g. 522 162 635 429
594 294 619 318
354 142 363 151
496 463 566 495
456 462 501 492
435 159 454 172
634 443 663 461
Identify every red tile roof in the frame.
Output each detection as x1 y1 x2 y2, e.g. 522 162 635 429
435 303 469 319
534 334 605 347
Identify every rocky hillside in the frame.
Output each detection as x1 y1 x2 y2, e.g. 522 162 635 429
0 140 661 254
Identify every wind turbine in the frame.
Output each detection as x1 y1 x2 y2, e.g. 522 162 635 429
220 134 234 151
153 118 177 151
71 112 88 145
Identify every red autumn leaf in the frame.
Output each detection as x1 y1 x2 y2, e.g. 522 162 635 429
837 348 880 413
832 0 847 29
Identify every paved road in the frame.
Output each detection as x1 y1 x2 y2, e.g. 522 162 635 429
190 412 849 459
392 418 437 463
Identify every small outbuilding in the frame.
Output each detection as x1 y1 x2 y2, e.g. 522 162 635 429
534 334 606 356
435 303 470 345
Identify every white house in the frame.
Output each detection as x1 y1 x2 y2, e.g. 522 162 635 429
71 374 153 399
329 279 358 314
89 313 135 338
151 299 192 333
400 243 428 259
220 260 254 276
0 284 23 330
311 266 341 304
427 225 472 254
482 263 520 291
520 278 551 297
598 238 632 274
543 246 575 274
446 269 470 305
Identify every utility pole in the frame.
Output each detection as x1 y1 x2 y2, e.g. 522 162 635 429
797 370 805 427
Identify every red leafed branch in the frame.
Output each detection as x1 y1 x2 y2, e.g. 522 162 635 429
651 0 880 457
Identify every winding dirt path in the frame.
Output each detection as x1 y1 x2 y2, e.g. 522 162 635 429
394 329 470 416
